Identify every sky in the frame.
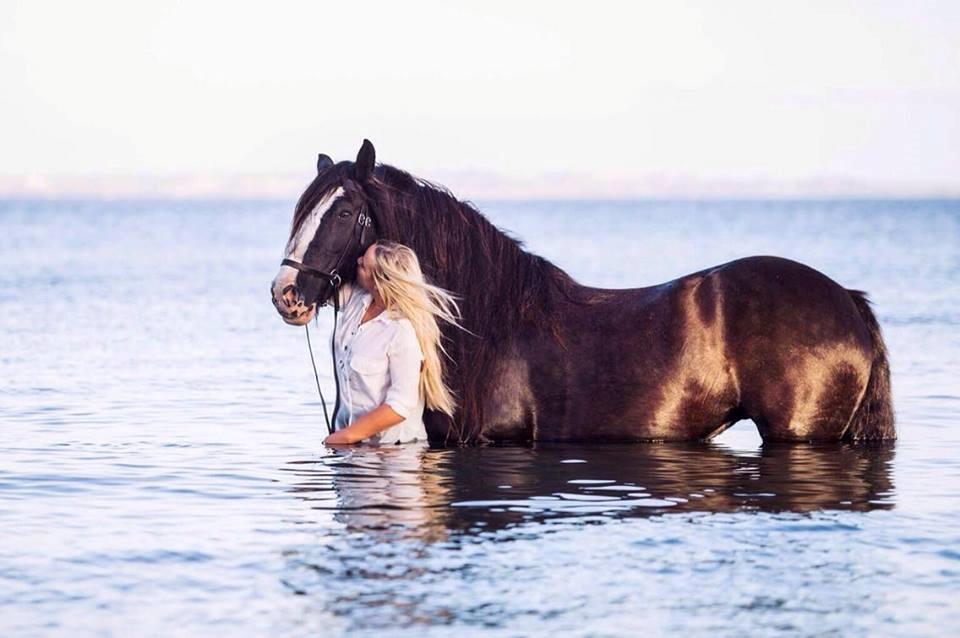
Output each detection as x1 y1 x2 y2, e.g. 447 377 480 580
1 1 958 197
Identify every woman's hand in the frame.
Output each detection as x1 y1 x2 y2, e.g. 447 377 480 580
323 430 357 446
322 405 405 447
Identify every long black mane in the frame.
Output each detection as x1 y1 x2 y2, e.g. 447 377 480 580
293 161 581 442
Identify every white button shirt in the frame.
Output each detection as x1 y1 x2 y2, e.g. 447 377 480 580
332 285 427 444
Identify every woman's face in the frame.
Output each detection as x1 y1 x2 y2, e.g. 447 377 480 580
356 243 378 292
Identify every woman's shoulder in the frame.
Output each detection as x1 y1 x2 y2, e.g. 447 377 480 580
387 314 416 335
387 316 423 353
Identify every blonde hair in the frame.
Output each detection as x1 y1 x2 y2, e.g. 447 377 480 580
370 240 463 417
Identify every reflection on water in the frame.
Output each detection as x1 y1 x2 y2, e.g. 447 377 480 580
284 442 895 537
286 443 450 540
2 198 957 636
279 443 902 632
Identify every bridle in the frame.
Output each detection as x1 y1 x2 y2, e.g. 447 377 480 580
280 207 375 299
280 201 377 435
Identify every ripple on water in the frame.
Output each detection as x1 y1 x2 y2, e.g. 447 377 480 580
3 199 960 636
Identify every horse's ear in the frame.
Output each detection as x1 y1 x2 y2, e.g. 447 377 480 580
354 139 376 183
316 153 334 174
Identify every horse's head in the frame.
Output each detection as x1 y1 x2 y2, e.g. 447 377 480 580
271 140 379 325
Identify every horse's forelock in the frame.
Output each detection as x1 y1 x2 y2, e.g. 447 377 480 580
289 162 355 240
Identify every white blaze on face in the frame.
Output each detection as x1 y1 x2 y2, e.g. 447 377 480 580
285 187 345 262
272 187 345 300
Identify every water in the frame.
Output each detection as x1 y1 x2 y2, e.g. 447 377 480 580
1 198 958 636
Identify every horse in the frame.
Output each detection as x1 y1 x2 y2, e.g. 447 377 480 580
270 140 895 446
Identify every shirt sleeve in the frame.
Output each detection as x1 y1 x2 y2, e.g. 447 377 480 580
384 320 424 419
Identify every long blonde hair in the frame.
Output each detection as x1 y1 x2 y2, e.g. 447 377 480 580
370 240 462 416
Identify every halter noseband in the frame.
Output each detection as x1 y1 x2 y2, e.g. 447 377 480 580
280 258 343 289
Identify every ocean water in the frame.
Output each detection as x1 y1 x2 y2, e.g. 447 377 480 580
1 198 958 637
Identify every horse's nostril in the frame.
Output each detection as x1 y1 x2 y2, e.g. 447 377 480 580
280 283 302 308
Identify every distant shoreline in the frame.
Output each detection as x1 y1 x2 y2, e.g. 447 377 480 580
1 173 957 201
2 196 959 206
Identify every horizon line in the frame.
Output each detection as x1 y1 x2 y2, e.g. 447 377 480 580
1 172 957 201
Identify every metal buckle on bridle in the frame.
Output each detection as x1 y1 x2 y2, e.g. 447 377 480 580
328 271 342 289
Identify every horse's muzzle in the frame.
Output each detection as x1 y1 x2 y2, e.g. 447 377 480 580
270 280 317 325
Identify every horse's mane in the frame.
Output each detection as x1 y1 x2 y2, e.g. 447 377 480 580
372 164 583 443
294 161 582 443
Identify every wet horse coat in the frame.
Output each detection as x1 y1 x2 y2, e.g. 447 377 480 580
270 141 894 445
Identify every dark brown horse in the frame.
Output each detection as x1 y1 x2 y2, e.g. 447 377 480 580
270 140 895 445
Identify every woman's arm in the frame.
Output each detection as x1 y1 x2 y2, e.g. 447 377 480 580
324 321 423 446
323 404 404 445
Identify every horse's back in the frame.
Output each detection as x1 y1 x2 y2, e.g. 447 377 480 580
496 255 884 443
562 256 876 442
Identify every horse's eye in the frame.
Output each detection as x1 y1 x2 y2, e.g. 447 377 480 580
338 210 352 219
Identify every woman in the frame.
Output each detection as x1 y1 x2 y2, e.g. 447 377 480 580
323 240 461 445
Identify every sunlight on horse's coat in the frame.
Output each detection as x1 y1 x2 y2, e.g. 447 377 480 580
786 342 870 439
482 350 538 440
651 273 738 439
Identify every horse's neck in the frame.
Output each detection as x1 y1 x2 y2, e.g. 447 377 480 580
423 200 548 278
389 188 580 315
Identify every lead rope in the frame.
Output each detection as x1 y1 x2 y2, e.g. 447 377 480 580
304 322 331 434
304 283 342 436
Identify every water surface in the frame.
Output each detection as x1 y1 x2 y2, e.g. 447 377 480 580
1 198 958 636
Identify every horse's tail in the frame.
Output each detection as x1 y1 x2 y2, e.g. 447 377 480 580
844 290 896 441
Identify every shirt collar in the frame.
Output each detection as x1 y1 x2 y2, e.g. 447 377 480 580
357 290 393 324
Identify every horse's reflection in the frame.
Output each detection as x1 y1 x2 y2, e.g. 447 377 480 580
283 442 895 539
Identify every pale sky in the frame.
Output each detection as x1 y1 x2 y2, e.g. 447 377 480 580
1 1 958 195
